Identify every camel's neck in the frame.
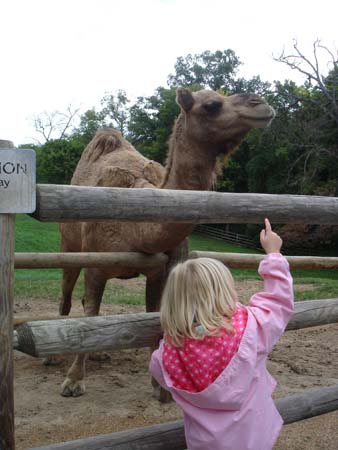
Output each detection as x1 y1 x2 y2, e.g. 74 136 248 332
161 117 217 191
137 117 220 254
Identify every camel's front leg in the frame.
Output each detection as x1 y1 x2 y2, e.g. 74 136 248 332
43 267 82 367
61 354 87 397
61 268 107 397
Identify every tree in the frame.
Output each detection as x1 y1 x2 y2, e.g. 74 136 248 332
31 105 80 143
167 49 241 91
274 39 338 125
101 89 130 135
273 40 338 195
128 87 179 163
232 75 272 96
35 138 84 184
73 108 107 146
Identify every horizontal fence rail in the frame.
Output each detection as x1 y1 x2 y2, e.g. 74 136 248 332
13 299 338 357
27 383 338 450
32 184 338 224
14 251 338 270
190 252 338 269
14 252 168 269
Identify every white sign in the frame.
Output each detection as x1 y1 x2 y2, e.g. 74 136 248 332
0 148 36 213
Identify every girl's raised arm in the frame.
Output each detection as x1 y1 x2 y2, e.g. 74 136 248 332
248 220 294 354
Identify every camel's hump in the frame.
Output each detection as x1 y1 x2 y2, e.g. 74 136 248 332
71 129 165 188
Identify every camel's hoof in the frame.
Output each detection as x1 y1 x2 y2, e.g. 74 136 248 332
89 352 111 362
152 385 173 403
61 377 86 397
42 356 62 366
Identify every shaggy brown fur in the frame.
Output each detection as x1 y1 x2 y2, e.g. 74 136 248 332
57 88 275 397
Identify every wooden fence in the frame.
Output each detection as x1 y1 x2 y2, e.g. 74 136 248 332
2 178 338 449
26 384 338 450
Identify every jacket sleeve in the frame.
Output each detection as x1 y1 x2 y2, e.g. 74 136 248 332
149 344 168 390
247 253 294 354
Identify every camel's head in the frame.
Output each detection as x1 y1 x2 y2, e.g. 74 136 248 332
176 88 275 155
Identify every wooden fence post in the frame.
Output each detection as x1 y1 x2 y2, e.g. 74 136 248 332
0 139 15 450
0 140 36 450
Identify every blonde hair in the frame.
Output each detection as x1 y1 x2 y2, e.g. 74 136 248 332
160 257 238 347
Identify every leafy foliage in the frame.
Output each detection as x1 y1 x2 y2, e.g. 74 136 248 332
167 49 241 91
128 87 179 163
35 138 84 184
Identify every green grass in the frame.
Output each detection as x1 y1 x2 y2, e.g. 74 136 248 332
14 215 62 300
15 214 61 252
189 233 261 279
13 214 338 304
188 234 260 254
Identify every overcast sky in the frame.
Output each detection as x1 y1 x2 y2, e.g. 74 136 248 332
1 0 337 146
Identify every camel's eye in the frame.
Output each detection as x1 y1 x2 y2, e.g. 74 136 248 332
202 100 223 114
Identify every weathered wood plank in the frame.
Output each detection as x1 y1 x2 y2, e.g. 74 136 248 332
190 251 338 269
32 184 338 224
14 313 161 356
13 299 338 357
276 384 338 424
286 298 338 330
13 314 84 327
0 140 14 148
15 251 338 270
14 252 168 269
27 384 338 450
27 420 186 450
0 214 16 450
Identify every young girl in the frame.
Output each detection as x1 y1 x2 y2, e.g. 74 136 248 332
150 219 294 450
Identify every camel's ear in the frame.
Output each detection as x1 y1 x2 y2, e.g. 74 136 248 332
176 88 194 112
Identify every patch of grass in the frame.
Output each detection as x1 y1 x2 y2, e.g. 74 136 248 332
15 214 60 252
103 282 145 305
13 215 338 304
15 215 62 300
189 233 261 279
189 234 260 254
291 269 338 301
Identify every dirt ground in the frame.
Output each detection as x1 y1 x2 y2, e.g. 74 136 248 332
13 278 338 450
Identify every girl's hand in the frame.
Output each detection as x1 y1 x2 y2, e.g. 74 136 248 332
260 218 282 254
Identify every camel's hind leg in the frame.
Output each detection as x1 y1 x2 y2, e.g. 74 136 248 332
61 268 107 397
59 267 81 315
58 223 82 315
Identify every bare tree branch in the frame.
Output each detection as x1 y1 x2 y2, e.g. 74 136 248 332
273 39 338 124
59 106 81 140
31 105 80 142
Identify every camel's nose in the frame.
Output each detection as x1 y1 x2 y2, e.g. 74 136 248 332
236 93 265 105
247 94 266 105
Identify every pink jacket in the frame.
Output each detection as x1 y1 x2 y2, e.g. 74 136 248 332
150 253 294 450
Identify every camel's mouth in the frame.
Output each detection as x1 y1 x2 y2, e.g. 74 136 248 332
241 112 275 122
240 109 276 127
240 104 276 123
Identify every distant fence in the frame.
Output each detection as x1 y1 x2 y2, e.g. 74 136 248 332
195 224 323 256
195 224 260 250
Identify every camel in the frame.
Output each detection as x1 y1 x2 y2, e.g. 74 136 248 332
57 87 275 397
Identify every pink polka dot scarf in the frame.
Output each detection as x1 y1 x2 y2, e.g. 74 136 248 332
163 305 248 392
